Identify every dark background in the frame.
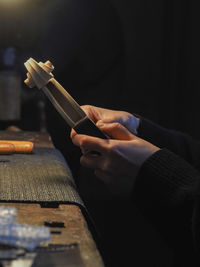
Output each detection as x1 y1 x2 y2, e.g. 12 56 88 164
0 0 199 266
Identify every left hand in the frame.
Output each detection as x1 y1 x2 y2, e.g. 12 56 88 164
71 122 160 197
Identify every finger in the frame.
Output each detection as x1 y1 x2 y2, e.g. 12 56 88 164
94 169 112 184
70 128 77 139
80 154 103 169
97 122 135 140
81 105 101 123
72 134 108 154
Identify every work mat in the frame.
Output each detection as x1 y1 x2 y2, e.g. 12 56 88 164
0 147 84 207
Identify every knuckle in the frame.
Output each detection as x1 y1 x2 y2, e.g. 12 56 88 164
107 142 119 155
81 105 91 113
101 163 108 172
80 156 88 167
79 136 88 147
113 122 121 128
101 159 111 172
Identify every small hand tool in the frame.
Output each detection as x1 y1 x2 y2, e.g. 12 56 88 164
0 140 34 154
24 58 107 139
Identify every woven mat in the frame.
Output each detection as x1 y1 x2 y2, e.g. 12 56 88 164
0 147 84 207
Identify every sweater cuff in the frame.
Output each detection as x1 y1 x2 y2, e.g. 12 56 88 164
137 116 163 143
134 149 200 207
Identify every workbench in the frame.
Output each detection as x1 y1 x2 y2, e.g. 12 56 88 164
0 130 105 267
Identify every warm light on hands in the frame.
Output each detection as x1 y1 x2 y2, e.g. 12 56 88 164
81 105 140 134
71 121 160 197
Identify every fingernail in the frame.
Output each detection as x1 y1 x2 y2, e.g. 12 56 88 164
96 121 104 127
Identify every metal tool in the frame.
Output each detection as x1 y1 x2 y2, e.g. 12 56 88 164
24 58 107 139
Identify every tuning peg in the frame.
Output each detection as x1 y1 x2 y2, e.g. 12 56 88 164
24 58 54 89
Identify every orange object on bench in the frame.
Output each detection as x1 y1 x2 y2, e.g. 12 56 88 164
0 140 34 154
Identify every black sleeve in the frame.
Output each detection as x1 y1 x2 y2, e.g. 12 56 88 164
135 148 200 207
134 148 200 265
134 117 200 264
137 117 200 170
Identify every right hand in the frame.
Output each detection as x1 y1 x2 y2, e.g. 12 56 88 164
71 121 159 197
79 105 140 135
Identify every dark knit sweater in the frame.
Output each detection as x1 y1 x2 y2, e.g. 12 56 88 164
135 117 200 266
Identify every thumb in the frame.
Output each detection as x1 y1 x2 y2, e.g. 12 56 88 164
97 122 135 140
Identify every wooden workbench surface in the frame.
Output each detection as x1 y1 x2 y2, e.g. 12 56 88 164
0 130 105 267
1 203 104 267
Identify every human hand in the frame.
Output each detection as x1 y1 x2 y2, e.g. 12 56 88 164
71 122 160 197
74 105 140 136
